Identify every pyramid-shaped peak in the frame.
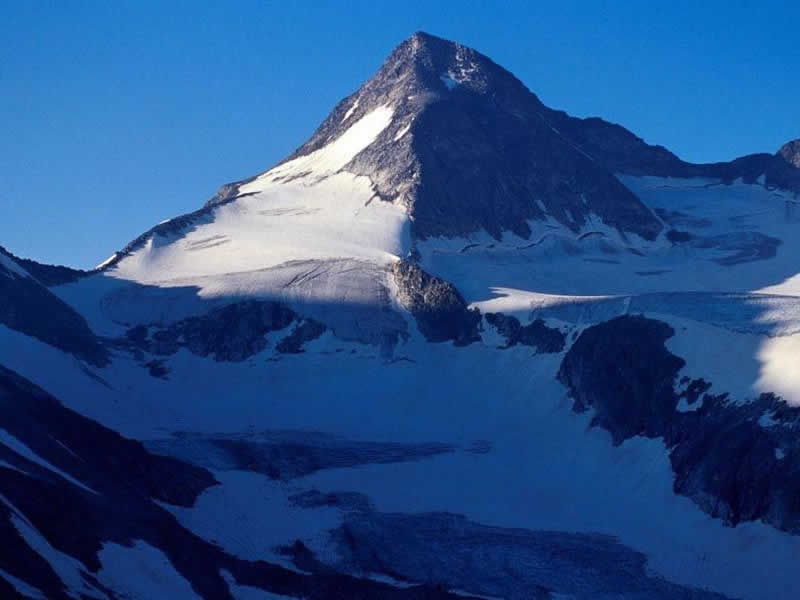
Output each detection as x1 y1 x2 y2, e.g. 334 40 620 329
405 30 453 49
279 32 539 166
205 31 664 244
372 31 528 98
403 31 477 58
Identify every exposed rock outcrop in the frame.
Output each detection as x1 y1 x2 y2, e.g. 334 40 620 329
484 313 565 352
276 319 327 354
558 315 800 534
126 300 298 362
392 260 480 345
778 139 800 169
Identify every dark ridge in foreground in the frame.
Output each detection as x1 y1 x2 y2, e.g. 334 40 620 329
0 245 88 286
0 249 108 366
0 365 489 600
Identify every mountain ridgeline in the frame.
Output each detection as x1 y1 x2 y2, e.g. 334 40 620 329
205 31 798 246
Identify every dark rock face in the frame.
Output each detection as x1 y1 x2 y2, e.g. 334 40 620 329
484 313 565 352
778 139 800 169
558 316 683 444
543 115 691 178
145 358 169 378
0 246 88 286
392 260 480 345
551 102 798 195
558 315 800 534
205 178 259 209
766 138 800 194
276 319 327 354
0 253 108 367
128 300 297 361
553 117 779 184
669 393 800 530
666 229 694 243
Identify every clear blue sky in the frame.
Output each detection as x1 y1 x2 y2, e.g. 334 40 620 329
2 1 799 269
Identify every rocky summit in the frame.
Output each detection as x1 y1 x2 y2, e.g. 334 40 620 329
3 32 800 600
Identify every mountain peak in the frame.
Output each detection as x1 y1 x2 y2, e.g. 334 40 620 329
266 33 661 242
381 30 529 99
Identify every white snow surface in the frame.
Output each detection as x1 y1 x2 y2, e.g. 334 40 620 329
756 334 800 405
97 542 201 600
161 471 341 567
49 104 410 349
109 171 408 285
94 253 118 270
341 97 360 122
251 105 393 183
85 105 409 330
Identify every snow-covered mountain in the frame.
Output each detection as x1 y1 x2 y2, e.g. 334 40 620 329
3 32 800 599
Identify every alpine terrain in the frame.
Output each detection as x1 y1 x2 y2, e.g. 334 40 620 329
4 32 800 599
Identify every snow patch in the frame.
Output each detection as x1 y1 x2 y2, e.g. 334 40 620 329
0 429 97 495
257 104 393 182
161 470 342 565
440 74 459 90
756 334 800 406
341 98 360 122
394 123 411 141
98 541 202 600
95 253 118 270
221 570 293 599
0 568 46 599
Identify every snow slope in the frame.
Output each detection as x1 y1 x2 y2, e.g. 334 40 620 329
110 105 407 287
